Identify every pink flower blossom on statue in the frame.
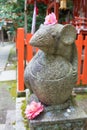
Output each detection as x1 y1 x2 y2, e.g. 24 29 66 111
25 101 44 120
44 12 57 25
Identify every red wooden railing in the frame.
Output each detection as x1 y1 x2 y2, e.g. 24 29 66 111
16 28 87 92
16 28 38 92
26 33 33 62
76 34 87 84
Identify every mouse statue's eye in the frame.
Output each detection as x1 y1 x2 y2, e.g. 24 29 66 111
52 32 60 40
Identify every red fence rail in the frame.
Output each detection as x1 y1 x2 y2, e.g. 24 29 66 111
16 28 87 92
76 34 87 84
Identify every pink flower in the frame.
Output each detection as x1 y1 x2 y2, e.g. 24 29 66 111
44 12 57 25
25 101 44 120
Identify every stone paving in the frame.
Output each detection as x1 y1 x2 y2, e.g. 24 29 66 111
0 85 15 124
0 70 16 82
0 43 14 71
16 98 26 130
0 42 26 130
0 43 16 126
0 43 16 130
5 110 16 130
0 124 5 130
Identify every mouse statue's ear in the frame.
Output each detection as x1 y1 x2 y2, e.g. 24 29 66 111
60 24 77 45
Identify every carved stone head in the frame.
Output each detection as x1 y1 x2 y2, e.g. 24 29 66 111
30 24 76 54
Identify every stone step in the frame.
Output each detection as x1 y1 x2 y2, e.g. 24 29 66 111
0 70 16 82
0 124 5 130
5 110 16 130
16 98 26 130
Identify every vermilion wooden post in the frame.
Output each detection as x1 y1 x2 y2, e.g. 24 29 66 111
16 28 25 91
75 34 83 84
26 33 33 62
46 2 54 15
82 36 87 84
54 0 59 22
46 1 59 21
26 33 39 62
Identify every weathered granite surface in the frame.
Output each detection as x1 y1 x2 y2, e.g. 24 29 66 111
29 103 87 130
25 94 87 130
24 24 78 105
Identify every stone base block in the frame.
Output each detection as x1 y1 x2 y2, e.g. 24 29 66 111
29 105 87 130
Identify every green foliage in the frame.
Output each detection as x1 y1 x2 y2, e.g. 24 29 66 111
0 0 7 4
27 3 47 32
35 3 47 30
6 81 17 99
11 0 25 30
76 94 87 101
0 0 73 32
0 81 17 99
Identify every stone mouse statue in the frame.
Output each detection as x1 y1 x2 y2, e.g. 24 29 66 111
24 24 78 105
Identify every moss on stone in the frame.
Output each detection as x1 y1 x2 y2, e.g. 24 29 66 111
0 81 17 99
76 94 87 101
21 99 30 130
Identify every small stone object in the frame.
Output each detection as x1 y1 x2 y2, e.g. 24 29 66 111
69 106 75 112
64 112 69 117
67 109 71 113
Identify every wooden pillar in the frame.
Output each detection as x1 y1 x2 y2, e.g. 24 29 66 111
16 28 25 92
46 0 59 22
26 33 33 62
73 0 79 17
46 2 54 15
54 0 59 22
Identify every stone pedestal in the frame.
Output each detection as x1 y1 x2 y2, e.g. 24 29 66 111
29 105 87 130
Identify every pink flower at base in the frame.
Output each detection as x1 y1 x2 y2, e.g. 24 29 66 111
44 12 57 25
25 101 44 120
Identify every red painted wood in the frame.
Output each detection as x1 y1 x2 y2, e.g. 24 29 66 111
75 34 83 84
73 0 87 18
75 34 87 85
27 0 49 4
46 1 59 21
16 28 25 91
82 36 87 84
26 33 33 62
54 1 59 22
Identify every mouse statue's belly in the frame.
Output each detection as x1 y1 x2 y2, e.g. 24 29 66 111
24 50 75 105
